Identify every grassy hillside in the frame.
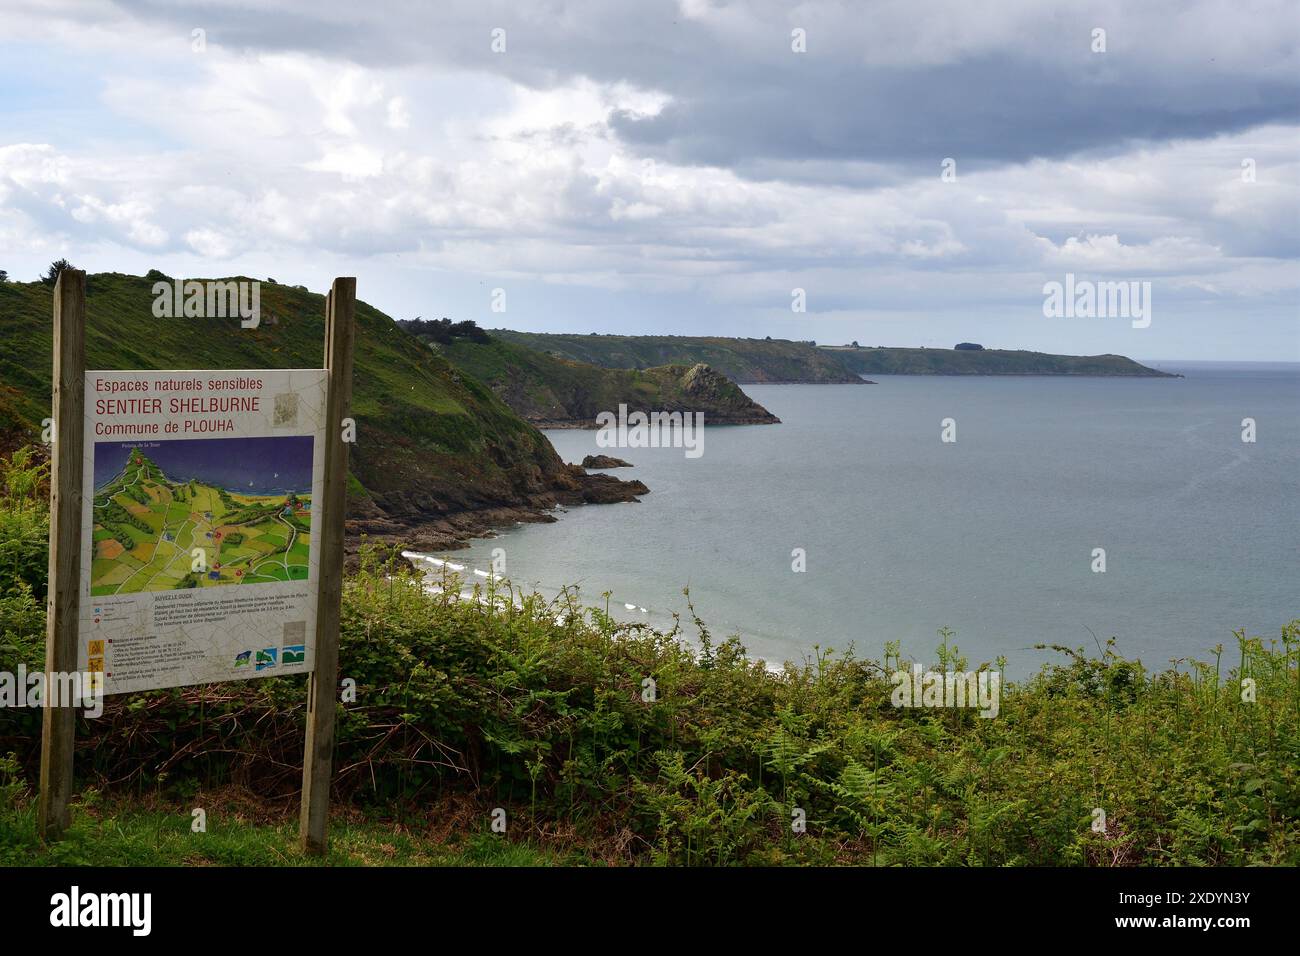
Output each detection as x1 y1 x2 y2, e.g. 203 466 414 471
490 331 1173 380
491 331 864 384
415 329 778 425
0 273 592 522
822 346 1176 376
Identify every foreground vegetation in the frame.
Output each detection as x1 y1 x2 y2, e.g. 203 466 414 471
0 767 568 867
1 448 1296 865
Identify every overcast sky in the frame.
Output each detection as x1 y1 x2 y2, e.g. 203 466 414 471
1 0 1297 360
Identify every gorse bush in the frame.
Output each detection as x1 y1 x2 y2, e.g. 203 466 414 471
0 446 1296 865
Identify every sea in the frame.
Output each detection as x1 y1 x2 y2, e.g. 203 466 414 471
415 362 1299 676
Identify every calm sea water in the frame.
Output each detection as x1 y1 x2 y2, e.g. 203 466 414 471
425 363 1299 675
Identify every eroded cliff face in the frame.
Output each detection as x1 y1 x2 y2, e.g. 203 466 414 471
347 459 649 559
674 363 781 424
430 333 782 427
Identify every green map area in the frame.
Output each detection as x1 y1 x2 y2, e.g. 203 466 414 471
91 451 311 595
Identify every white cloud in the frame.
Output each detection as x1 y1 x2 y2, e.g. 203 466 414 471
0 0 1294 357
184 228 234 258
385 97 410 130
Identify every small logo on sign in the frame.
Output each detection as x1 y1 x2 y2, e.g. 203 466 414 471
274 393 300 427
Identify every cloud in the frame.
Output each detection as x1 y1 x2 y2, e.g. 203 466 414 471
0 0 1295 358
77 0 1298 173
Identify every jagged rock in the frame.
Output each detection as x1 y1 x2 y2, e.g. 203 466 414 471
582 454 633 469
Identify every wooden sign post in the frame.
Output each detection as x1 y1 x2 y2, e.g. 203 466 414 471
36 271 355 856
38 269 86 841
300 277 355 855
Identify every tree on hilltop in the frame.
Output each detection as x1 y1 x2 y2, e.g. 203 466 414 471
398 317 491 345
42 259 77 286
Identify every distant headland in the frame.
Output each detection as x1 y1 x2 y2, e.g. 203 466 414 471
490 331 1180 382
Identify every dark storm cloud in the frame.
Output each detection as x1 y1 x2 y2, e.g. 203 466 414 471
613 58 1300 169
108 0 1300 179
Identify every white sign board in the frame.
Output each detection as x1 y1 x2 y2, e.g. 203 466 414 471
78 369 327 694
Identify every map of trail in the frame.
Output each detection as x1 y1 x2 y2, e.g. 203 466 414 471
91 448 312 595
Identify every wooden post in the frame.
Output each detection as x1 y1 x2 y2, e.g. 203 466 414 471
38 269 86 841
300 277 355 855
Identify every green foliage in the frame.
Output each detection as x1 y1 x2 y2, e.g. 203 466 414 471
491 330 863 384
0 448 48 602
398 317 490 344
490 332 1172 381
0 445 46 506
41 259 75 287
123 484 150 505
0 508 46 602
95 498 150 536
636 751 777 865
0 770 566 867
0 464 1294 866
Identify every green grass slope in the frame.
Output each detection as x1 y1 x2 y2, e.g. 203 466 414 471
0 273 572 520
821 345 1176 376
490 331 1174 381
422 331 779 425
491 331 864 384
